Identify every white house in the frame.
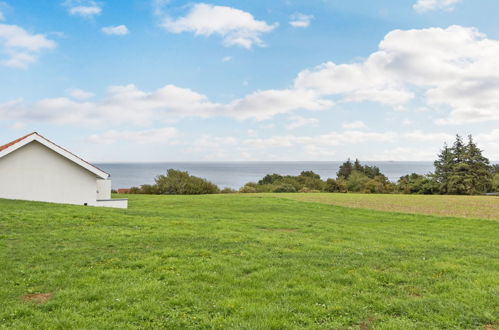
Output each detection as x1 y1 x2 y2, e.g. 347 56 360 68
0 132 127 208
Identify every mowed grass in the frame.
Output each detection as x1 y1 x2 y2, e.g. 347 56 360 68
0 194 498 329
277 193 499 220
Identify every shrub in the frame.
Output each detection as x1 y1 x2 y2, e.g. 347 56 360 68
493 173 499 192
347 171 370 192
258 174 283 185
325 178 347 193
272 184 297 193
239 184 258 193
397 173 438 194
154 169 220 195
220 187 237 194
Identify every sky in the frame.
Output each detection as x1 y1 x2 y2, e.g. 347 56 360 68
0 0 498 162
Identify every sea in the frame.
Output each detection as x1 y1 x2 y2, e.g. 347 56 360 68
96 161 435 190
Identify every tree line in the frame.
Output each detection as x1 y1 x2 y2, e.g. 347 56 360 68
127 135 499 195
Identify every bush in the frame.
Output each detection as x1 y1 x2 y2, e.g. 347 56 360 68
493 173 499 192
325 178 347 193
131 169 219 195
239 184 258 193
364 175 394 194
272 184 297 193
397 173 438 194
258 174 283 185
347 171 370 192
220 187 237 194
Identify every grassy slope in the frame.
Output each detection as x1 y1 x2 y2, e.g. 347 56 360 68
277 193 499 220
0 194 498 329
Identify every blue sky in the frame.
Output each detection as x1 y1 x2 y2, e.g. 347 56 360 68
1 0 498 162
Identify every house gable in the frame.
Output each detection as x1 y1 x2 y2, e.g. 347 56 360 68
0 132 109 179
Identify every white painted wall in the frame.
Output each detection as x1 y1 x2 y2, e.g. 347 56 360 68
93 199 128 208
0 141 101 206
96 179 111 200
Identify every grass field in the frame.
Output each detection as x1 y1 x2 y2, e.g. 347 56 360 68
0 194 498 329
278 193 499 220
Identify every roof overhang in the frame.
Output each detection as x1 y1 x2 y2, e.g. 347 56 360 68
0 132 110 179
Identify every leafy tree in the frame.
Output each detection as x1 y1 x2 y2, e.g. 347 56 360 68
153 169 220 195
272 183 297 193
493 173 499 192
347 170 370 192
338 158 383 180
258 174 283 185
365 175 395 193
398 173 438 194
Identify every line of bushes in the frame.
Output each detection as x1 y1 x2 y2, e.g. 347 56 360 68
127 135 499 196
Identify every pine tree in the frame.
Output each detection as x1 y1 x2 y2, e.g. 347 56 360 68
433 135 493 195
447 134 468 194
464 135 492 194
433 143 454 194
337 158 353 179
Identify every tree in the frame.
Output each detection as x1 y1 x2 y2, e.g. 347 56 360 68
347 171 370 192
154 169 220 195
398 173 437 194
337 159 353 179
433 142 454 194
433 135 493 195
463 135 493 194
258 174 283 185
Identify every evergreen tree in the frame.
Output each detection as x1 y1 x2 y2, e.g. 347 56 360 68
433 135 493 194
463 135 493 194
337 158 353 179
433 143 454 194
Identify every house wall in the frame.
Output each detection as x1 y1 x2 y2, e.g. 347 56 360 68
96 179 111 200
0 141 99 206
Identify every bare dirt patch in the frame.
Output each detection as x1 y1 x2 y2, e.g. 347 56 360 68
22 293 53 304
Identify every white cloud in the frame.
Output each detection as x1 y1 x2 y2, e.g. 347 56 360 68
244 130 396 149
476 129 499 160
289 13 313 28
342 121 366 129
0 2 9 21
102 25 129 36
87 127 178 145
0 23 56 68
403 130 453 142
296 25 499 125
0 84 330 126
10 122 26 130
286 116 319 129
413 0 462 12
222 56 232 62
162 3 278 49
64 0 102 18
66 88 95 100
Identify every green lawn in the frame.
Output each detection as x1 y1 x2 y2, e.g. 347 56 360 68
0 194 498 329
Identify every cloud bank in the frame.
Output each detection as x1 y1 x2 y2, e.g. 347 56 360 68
1 25 499 126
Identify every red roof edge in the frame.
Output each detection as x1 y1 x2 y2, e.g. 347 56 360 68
0 132 37 152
